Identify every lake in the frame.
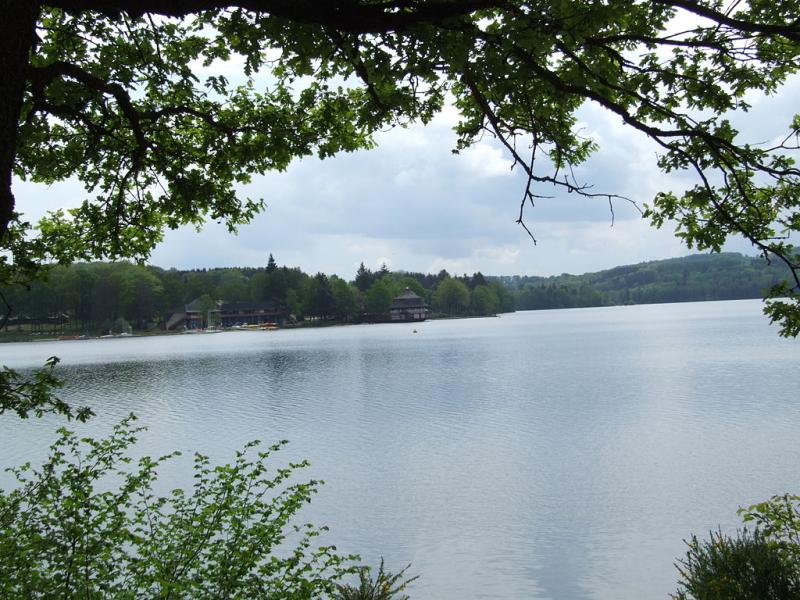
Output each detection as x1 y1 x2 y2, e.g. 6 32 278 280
2 299 799 599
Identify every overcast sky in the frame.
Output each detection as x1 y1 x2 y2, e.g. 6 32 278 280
14 70 799 280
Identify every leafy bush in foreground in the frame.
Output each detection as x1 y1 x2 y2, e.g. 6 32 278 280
0 416 357 598
672 527 800 600
739 493 800 556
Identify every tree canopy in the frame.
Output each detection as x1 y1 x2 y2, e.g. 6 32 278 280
1 0 799 332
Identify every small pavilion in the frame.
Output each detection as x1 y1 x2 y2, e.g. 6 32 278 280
389 288 429 322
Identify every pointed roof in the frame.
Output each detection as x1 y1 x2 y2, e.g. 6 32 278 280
185 298 207 312
390 287 427 309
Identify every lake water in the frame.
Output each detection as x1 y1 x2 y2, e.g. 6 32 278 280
2 299 799 599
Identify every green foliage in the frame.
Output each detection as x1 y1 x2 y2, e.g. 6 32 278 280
0 356 91 422
303 273 336 319
5 254 792 334
489 281 515 314
0 1 797 334
16 7 380 265
331 276 359 321
739 494 800 556
364 278 396 315
433 277 470 315
0 416 358 598
267 254 278 274
196 293 218 316
12 252 792 332
335 560 418 600
215 269 250 303
470 284 499 315
673 495 800 599
763 283 800 338
506 253 792 312
672 528 800 600
354 263 374 294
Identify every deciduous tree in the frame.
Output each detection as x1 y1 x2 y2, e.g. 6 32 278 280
434 276 470 315
364 277 396 314
471 284 499 315
331 275 359 321
0 1 797 335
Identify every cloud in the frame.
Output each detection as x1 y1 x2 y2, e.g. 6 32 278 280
460 143 514 178
13 70 798 279
476 245 521 266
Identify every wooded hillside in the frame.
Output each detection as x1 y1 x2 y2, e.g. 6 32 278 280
501 253 790 311
0 253 788 334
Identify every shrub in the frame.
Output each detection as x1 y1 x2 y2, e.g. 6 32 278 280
0 415 357 598
334 559 418 600
672 528 800 600
739 493 800 555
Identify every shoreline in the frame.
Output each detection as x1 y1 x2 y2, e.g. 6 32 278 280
0 312 508 343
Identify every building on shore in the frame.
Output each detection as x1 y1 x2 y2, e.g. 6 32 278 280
218 301 286 327
389 288 429 322
166 299 287 330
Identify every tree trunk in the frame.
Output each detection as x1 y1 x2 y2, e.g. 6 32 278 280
0 1 39 242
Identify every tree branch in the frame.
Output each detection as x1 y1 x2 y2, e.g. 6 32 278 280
653 0 800 42
44 0 508 33
29 61 148 170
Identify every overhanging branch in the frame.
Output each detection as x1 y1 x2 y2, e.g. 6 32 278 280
44 0 508 33
29 61 148 170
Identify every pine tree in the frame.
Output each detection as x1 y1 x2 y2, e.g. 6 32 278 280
355 262 372 293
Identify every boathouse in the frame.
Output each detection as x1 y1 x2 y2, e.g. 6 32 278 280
166 299 288 330
165 298 213 330
389 288 429 322
218 301 286 327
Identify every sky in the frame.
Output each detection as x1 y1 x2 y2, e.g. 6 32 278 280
13 64 800 281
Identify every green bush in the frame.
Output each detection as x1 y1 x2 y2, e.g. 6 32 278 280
672 528 800 600
334 559 417 600
0 416 358 598
739 493 800 555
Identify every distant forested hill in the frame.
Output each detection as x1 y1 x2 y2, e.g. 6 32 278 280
0 253 790 336
496 253 790 311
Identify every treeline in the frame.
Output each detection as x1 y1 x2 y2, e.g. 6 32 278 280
1 256 514 333
496 253 791 310
2 252 790 334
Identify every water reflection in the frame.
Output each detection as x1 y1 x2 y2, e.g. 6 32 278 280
1 300 800 599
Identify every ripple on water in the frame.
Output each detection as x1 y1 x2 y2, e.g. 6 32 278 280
1 301 799 599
